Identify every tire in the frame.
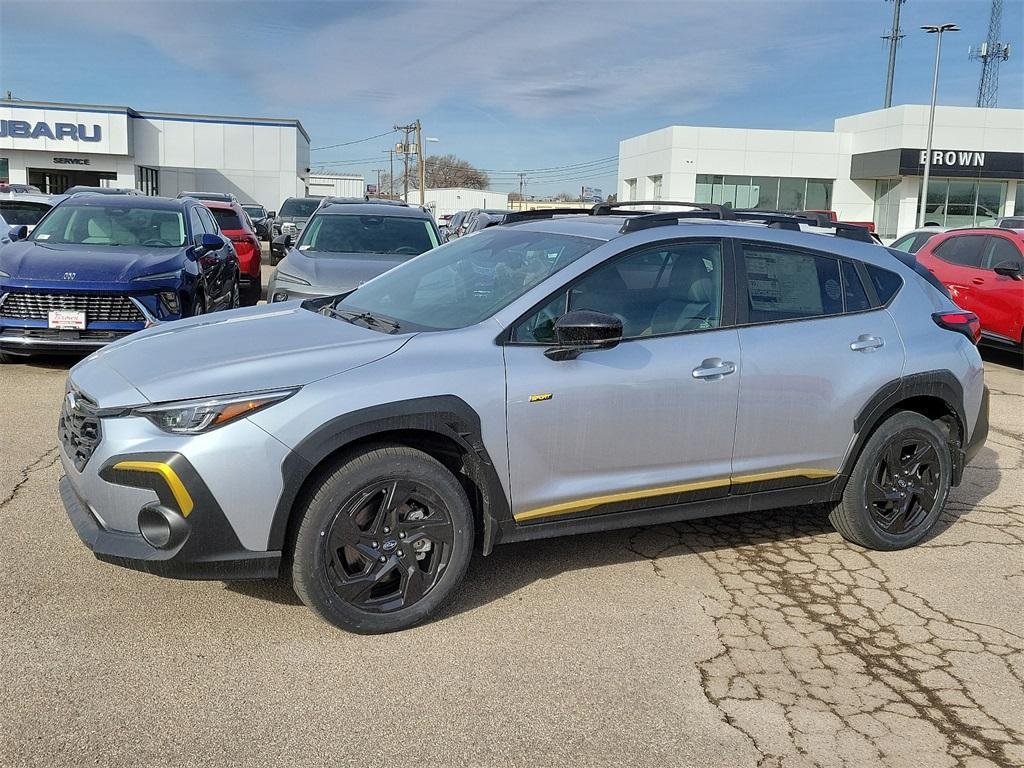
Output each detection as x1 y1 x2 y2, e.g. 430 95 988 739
830 411 952 550
242 281 262 306
292 444 474 634
190 292 205 317
0 351 13 364
230 274 240 309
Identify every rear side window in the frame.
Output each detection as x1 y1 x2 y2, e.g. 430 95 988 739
741 245 843 323
210 208 243 230
841 261 871 312
932 235 987 267
865 265 902 304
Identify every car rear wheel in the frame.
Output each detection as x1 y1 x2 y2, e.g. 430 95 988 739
191 292 204 317
830 411 952 550
230 274 240 309
291 444 474 634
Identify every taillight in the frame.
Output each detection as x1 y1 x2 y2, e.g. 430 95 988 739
932 311 981 344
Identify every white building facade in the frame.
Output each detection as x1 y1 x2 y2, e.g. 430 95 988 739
308 172 365 198
405 188 509 218
617 105 1024 239
0 100 310 211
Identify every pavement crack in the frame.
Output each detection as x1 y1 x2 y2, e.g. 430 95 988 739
0 447 60 511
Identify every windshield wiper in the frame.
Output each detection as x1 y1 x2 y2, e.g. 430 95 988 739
319 304 401 333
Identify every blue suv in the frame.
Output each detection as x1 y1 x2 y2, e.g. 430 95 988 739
0 194 240 361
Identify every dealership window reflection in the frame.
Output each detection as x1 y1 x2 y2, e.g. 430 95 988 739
922 178 1006 228
696 175 833 212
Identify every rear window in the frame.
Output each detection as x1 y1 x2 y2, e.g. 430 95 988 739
279 198 320 217
210 208 243 230
865 265 903 304
0 201 50 225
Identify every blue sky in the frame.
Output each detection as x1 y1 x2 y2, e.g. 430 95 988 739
2 0 1021 196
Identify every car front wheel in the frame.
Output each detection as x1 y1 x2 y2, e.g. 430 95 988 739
291 444 474 633
830 411 952 550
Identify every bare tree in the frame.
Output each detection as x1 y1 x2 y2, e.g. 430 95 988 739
382 153 490 192
553 191 578 202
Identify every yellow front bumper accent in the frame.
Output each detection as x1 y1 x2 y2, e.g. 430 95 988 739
112 460 194 517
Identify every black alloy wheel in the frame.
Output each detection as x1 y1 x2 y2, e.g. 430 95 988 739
291 445 474 633
830 411 951 550
323 479 454 613
865 431 942 534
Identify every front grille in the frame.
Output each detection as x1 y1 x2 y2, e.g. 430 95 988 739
59 389 102 472
0 292 144 322
4 327 133 343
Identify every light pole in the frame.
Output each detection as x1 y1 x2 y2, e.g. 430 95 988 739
918 22 959 228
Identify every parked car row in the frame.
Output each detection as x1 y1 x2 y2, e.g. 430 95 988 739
440 207 513 239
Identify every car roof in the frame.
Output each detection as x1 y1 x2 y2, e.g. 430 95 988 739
0 194 57 206
201 199 238 210
60 194 187 210
319 202 433 218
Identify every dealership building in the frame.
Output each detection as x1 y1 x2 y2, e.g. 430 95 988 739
0 99 311 211
617 105 1024 239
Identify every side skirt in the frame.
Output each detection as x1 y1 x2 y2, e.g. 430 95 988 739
498 478 843 545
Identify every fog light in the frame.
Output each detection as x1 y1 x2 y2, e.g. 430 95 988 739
271 291 288 303
138 504 189 550
158 290 180 316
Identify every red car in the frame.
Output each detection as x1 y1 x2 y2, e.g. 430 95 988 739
916 227 1024 351
203 200 262 304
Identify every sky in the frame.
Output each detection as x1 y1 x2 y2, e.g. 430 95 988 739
1 0 1021 197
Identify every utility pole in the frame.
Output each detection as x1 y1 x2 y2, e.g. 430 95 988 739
918 23 959 228
882 0 905 108
374 168 384 198
518 173 526 209
394 123 414 202
415 120 425 207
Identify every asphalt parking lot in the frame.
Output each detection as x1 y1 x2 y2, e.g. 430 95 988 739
1 253 1022 767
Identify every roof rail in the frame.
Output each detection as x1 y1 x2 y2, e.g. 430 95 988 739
502 207 595 224
730 209 875 244
591 200 735 218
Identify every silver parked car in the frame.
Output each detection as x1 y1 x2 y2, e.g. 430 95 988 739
58 203 988 634
267 201 441 303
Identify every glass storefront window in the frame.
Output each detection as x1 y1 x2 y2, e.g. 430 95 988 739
0 158 8 184
921 178 1007 228
873 179 900 239
694 175 831 213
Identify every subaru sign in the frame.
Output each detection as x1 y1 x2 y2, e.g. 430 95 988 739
0 120 102 142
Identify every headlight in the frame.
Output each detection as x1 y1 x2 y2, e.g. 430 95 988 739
130 389 298 435
0 268 9 278
274 270 310 286
132 270 182 282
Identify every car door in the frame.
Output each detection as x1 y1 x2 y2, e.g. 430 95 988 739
196 205 231 307
730 240 904 490
925 234 989 316
975 234 1024 344
503 239 741 524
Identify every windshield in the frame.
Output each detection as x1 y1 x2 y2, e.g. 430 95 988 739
337 228 601 330
243 206 264 217
29 204 186 247
298 214 438 257
279 199 320 217
0 201 51 226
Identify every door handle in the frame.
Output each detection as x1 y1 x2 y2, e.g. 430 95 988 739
692 358 736 380
850 334 884 352
971 277 985 285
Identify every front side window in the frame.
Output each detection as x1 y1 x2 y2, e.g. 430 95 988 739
513 241 724 343
197 206 219 235
932 235 987 268
337 228 601 331
984 236 1024 270
29 204 186 247
742 245 842 323
299 214 438 257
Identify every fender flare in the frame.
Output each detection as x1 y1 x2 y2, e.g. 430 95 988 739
267 396 511 555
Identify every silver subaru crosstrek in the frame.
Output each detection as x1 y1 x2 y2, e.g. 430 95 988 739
58 203 988 634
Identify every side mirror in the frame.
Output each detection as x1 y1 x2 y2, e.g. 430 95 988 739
993 260 1023 280
545 310 623 361
268 211 277 219
8 225 28 242
194 233 225 254
272 233 293 249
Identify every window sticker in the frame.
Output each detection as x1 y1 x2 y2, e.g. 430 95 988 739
747 252 823 314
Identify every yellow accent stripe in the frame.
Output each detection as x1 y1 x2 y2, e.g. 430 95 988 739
513 468 837 523
113 461 194 517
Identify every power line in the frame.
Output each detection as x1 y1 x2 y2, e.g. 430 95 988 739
310 129 398 152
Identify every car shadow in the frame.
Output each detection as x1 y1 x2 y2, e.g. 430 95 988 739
980 345 1023 370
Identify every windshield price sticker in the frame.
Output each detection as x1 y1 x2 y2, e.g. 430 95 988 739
48 310 87 330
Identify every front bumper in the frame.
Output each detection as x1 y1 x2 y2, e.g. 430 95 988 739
59 455 281 581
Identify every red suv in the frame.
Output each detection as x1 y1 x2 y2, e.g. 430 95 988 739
203 200 262 304
916 228 1024 351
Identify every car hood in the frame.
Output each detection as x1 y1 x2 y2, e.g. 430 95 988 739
0 240 184 283
79 302 411 404
282 250 406 290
